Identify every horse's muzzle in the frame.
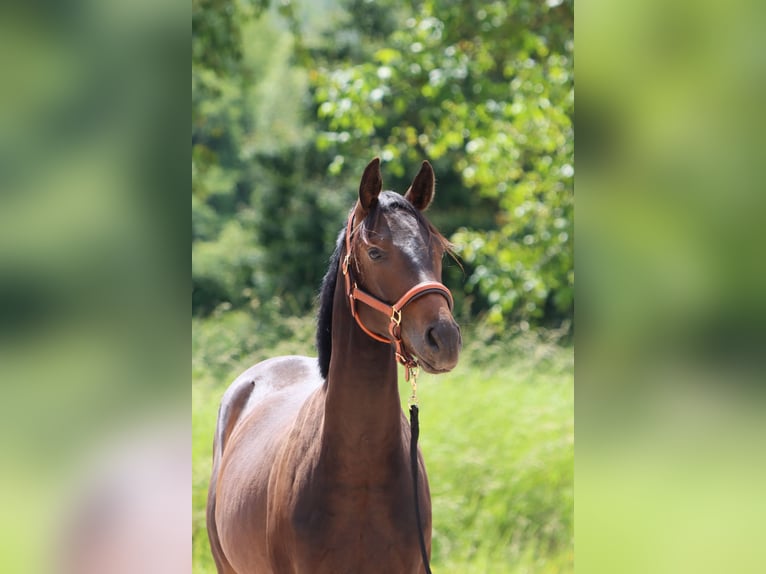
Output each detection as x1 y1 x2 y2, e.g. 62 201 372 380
408 313 461 374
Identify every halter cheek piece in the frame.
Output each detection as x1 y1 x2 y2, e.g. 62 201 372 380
341 209 454 378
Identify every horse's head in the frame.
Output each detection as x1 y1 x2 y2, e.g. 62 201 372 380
344 158 462 374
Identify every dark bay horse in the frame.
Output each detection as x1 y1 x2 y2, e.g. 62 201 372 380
207 158 462 573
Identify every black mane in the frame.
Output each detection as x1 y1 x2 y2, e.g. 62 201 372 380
316 226 345 379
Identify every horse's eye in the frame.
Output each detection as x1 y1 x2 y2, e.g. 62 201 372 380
367 247 383 261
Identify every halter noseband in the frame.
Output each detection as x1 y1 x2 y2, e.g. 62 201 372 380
341 208 454 376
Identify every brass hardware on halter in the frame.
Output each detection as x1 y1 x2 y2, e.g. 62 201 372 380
391 308 402 326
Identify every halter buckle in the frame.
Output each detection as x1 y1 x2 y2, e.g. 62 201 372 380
391 307 402 326
342 253 351 275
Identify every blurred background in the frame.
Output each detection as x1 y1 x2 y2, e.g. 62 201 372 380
0 0 189 572
192 1 573 573
578 0 766 572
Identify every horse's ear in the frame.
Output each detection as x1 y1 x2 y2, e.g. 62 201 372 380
357 157 382 215
404 161 435 211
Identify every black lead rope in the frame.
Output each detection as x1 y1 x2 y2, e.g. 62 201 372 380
409 404 433 574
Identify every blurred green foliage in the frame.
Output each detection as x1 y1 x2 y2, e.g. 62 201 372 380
192 0 573 330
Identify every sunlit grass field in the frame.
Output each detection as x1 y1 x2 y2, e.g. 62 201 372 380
193 311 573 573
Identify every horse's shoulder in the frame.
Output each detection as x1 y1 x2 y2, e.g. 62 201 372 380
216 355 323 454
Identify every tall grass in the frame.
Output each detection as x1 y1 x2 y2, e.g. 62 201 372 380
192 311 573 573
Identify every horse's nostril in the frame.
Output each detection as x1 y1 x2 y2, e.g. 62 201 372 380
426 326 440 350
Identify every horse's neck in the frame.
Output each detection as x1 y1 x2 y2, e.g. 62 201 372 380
320 277 404 482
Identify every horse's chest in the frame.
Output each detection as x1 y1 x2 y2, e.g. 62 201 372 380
293 525 420 574
272 490 423 573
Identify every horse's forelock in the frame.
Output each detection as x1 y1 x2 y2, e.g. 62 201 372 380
366 191 453 256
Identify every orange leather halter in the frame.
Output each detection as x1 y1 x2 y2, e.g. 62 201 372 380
341 208 454 373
